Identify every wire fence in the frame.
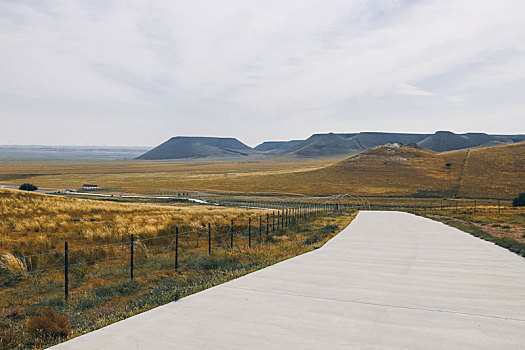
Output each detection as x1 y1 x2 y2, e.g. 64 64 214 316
0 205 339 316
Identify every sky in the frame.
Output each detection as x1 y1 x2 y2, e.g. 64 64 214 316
1 0 525 147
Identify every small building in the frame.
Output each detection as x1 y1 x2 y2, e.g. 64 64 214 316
81 184 99 190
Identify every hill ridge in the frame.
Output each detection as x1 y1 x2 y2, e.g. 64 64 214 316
137 132 525 160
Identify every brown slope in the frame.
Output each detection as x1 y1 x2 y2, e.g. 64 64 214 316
138 143 521 198
452 142 525 199
303 145 466 197
191 145 465 196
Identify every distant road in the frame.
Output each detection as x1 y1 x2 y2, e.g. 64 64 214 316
49 211 525 349
0 184 56 194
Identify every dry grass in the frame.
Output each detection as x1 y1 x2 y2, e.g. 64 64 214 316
0 187 356 349
1 143 522 199
455 143 525 198
0 188 268 258
0 159 332 195
412 205 525 257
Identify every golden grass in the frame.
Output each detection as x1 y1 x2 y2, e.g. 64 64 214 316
0 159 333 195
454 142 525 198
0 185 356 349
0 188 268 257
0 143 522 199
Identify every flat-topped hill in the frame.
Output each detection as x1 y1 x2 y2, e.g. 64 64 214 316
138 132 525 160
137 136 254 160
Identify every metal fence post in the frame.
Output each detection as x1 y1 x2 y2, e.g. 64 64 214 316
208 223 211 255
266 213 269 235
259 216 262 237
272 211 275 233
175 227 179 271
248 217 252 248
130 234 134 280
230 220 234 248
64 241 69 301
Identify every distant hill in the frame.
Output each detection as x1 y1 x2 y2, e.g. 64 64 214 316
137 132 525 160
182 142 525 199
257 131 525 158
137 137 254 160
254 140 303 152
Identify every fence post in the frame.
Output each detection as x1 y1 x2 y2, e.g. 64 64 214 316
64 241 69 302
249 217 252 248
272 211 275 233
266 213 269 235
175 227 179 271
259 216 262 237
230 220 234 248
130 234 134 280
208 223 211 255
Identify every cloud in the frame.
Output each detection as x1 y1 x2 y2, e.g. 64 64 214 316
0 0 524 146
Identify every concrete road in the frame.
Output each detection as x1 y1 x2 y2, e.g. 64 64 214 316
49 211 525 349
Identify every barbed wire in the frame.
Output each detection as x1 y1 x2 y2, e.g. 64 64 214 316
0 209 341 312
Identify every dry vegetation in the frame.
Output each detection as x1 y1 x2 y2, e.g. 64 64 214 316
1 143 522 199
0 187 356 349
411 205 525 257
0 188 267 257
0 159 333 195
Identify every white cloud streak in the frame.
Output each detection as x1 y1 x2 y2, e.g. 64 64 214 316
1 0 524 146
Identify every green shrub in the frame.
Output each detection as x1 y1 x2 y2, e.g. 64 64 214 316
184 254 240 271
513 193 525 207
37 297 65 308
19 183 38 191
320 224 339 234
0 319 24 349
74 295 97 311
94 280 141 299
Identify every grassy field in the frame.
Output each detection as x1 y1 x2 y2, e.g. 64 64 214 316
0 188 269 257
0 143 522 199
0 188 356 349
411 206 525 257
0 159 334 195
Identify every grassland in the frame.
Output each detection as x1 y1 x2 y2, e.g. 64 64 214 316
0 143 522 199
411 206 525 257
0 188 269 257
0 188 356 349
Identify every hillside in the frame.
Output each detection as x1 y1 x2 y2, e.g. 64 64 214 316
137 136 254 160
0 143 522 199
455 142 525 198
292 142 525 197
167 143 523 198
284 133 363 158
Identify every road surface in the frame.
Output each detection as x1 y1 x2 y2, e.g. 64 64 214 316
49 211 525 349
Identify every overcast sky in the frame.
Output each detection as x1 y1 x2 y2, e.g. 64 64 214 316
1 0 525 147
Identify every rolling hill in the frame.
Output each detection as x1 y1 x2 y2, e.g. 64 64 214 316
174 142 524 199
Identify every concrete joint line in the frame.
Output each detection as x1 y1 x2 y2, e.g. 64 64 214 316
223 285 525 323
